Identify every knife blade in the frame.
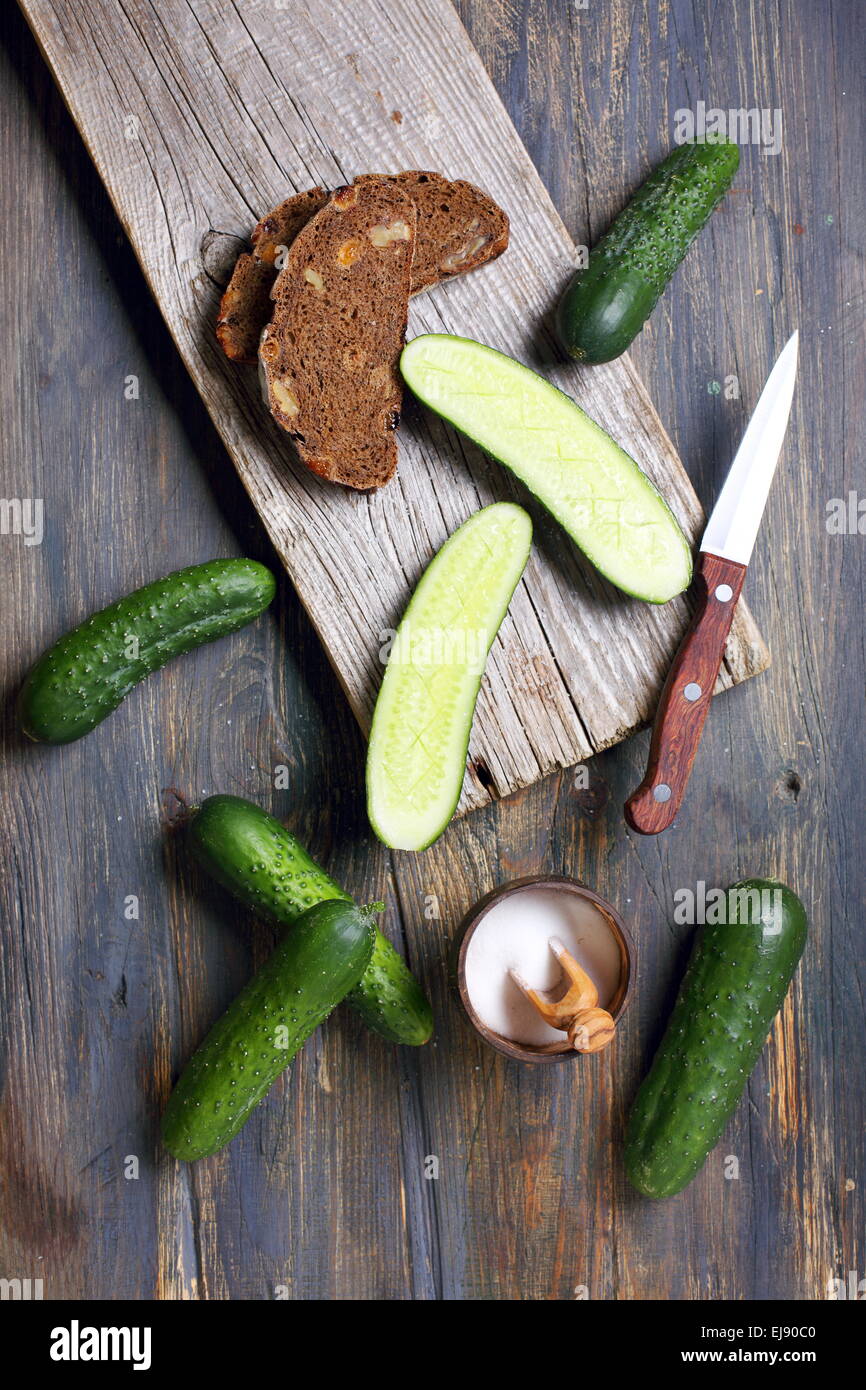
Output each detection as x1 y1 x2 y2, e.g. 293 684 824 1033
625 331 799 835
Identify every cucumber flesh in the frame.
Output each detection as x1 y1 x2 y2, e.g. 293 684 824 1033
400 335 691 603
162 899 375 1160
18 559 276 743
625 879 808 1199
189 795 432 1045
366 502 532 850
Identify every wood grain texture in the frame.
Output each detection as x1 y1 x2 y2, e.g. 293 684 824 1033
17 0 767 819
1 0 863 1303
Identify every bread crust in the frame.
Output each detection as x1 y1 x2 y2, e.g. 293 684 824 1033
216 187 327 362
218 173 508 364
358 171 509 292
259 180 416 490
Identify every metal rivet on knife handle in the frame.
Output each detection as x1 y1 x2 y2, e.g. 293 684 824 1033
624 553 748 835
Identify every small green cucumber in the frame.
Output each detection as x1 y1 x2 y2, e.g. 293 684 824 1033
162 898 375 1160
625 879 808 1199
18 559 276 743
348 933 433 1045
556 139 740 364
188 794 432 1046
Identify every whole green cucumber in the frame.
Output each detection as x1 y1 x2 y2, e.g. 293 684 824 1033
188 794 433 1046
556 139 740 364
18 559 276 743
625 879 808 1199
162 898 376 1160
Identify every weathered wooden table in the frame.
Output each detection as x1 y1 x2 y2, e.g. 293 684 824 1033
1 0 862 1300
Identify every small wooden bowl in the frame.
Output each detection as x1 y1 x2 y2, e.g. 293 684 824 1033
454 875 634 1064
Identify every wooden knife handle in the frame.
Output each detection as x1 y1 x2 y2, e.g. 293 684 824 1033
624 553 747 835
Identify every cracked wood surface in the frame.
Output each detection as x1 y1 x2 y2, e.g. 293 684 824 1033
17 0 767 818
1 0 862 1300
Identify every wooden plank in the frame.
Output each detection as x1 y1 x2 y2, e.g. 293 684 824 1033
1 0 863 1307
19 0 768 820
0 1 427 1299
436 0 866 1300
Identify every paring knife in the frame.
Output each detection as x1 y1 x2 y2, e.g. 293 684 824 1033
625 330 799 835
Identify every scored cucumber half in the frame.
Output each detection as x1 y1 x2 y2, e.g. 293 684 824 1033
18 559 276 743
188 794 432 1045
162 898 376 1161
400 335 692 603
366 502 532 851
556 139 740 364
625 879 808 1199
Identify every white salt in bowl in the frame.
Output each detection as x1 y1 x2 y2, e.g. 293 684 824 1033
455 876 634 1063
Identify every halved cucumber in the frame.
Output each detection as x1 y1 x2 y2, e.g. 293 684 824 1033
400 334 692 603
366 502 532 851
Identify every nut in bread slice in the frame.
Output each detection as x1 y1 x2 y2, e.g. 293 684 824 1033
218 173 508 364
259 180 415 490
356 170 509 292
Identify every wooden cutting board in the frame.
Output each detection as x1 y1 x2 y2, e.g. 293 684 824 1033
20 0 768 815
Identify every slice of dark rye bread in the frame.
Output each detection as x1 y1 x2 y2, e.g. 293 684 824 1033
356 171 509 292
217 171 508 363
259 180 416 490
217 187 328 362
